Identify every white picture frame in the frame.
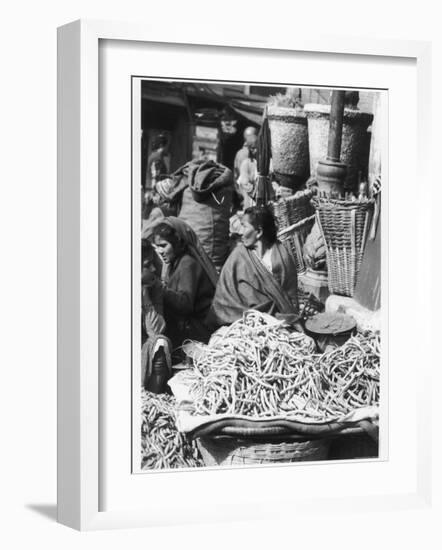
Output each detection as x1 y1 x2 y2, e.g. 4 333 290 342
57 19 432 531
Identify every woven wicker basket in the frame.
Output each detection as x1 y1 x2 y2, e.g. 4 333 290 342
314 198 374 297
304 104 373 193
197 436 330 466
272 189 315 231
278 214 316 274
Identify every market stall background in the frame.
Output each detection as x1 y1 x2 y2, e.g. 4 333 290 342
140 81 376 181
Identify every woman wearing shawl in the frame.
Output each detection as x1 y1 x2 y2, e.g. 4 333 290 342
211 206 299 326
151 217 218 359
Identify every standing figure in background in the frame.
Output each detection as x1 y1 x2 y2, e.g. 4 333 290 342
237 145 258 210
145 134 169 192
230 127 259 241
233 126 258 181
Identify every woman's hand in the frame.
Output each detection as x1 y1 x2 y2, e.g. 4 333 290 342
275 312 302 327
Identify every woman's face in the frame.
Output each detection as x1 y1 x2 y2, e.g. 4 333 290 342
154 235 175 264
241 214 261 248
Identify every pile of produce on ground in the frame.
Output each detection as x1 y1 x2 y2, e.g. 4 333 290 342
187 310 380 422
318 333 380 415
141 390 203 470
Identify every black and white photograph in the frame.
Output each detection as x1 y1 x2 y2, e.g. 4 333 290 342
134 78 384 472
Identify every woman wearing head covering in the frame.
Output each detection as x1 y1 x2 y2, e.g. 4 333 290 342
211 205 299 326
151 217 218 360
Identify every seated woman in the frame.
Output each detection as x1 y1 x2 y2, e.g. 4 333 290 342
211 205 299 326
151 217 218 359
141 239 172 394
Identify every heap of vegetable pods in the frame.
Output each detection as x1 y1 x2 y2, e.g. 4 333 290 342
141 390 202 469
317 332 380 416
188 310 380 422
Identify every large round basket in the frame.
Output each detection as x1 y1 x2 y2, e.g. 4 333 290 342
267 105 310 184
314 197 374 297
197 436 330 466
304 104 373 193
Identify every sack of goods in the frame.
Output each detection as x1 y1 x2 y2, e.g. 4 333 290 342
176 160 233 270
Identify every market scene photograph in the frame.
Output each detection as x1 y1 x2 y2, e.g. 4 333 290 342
137 79 383 470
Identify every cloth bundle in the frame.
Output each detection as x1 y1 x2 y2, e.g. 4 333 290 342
176 161 234 270
175 160 232 202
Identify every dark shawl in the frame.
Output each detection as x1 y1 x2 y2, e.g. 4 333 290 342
156 218 218 353
163 253 215 351
211 242 299 326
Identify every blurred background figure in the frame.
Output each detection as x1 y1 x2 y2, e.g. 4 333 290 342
145 134 169 192
237 145 258 210
233 126 258 181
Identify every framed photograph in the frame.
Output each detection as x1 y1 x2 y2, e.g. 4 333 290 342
57 19 432 530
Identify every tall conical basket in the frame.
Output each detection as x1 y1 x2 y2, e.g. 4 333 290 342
314 197 375 297
267 105 310 186
304 104 373 193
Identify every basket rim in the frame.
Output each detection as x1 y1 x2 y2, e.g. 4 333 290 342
304 103 374 121
313 197 375 208
267 104 307 120
273 188 316 206
277 214 316 238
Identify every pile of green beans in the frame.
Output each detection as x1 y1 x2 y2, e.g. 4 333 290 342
317 332 380 415
188 311 380 421
189 311 324 419
141 390 202 470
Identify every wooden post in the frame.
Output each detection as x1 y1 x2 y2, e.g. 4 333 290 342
327 91 346 162
316 90 347 196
